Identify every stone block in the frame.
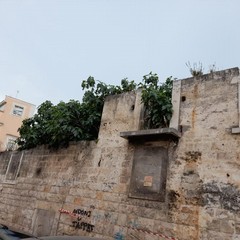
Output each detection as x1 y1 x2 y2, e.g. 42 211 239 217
136 216 155 232
117 213 128 226
216 209 235 220
207 219 220 231
99 201 119 212
201 230 234 240
219 219 235 234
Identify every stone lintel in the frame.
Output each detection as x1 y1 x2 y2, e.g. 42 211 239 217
231 127 240 134
169 80 181 130
120 128 181 140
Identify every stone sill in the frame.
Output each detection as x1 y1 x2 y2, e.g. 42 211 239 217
120 128 181 140
232 127 240 134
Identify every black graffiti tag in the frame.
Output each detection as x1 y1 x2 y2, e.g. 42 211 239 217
73 208 91 218
72 220 94 232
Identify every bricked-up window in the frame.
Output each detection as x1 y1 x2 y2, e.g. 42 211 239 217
5 152 24 182
33 209 55 236
129 142 168 201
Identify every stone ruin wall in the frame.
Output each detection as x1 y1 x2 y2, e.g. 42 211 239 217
169 67 240 239
0 67 240 240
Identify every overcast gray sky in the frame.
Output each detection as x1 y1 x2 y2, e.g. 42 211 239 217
0 0 239 107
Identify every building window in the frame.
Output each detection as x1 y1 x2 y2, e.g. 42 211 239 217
12 105 24 116
129 142 169 201
5 152 24 182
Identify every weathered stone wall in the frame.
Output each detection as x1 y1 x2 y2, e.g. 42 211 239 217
0 91 149 239
1 68 240 240
169 67 240 239
0 142 99 235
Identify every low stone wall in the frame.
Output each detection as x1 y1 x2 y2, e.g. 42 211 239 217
0 142 98 235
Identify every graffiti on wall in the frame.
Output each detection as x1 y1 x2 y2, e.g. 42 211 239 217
71 220 94 232
71 208 94 232
59 208 178 240
59 208 95 233
72 208 91 217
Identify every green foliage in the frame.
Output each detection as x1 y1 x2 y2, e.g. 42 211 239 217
140 72 173 128
17 77 137 150
17 100 98 149
17 74 173 150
